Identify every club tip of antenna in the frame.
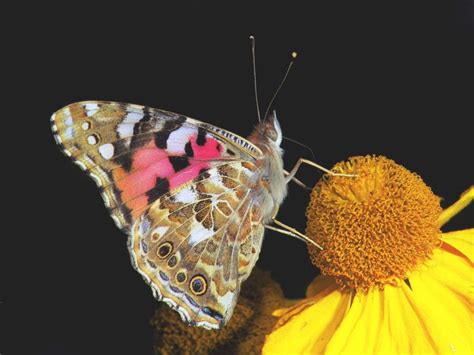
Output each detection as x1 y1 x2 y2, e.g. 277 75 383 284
249 35 255 40
291 51 298 59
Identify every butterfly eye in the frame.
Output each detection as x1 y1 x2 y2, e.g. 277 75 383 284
157 242 173 258
265 128 278 142
190 275 207 296
176 272 187 283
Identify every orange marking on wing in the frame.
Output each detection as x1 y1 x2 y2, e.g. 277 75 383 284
127 196 149 219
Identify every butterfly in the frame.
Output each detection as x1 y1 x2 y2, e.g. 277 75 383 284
51 100 304 328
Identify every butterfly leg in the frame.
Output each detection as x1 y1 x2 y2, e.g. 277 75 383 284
285 158 355 185
265 207 323 250
283 170 311 191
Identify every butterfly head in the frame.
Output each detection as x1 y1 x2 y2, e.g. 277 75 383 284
258 110 283 147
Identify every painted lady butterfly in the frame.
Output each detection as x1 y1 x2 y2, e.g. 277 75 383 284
51 102 299 329
50 46 342 329
51 43 348 329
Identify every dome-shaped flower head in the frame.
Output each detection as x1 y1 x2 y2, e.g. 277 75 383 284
264 155 473 354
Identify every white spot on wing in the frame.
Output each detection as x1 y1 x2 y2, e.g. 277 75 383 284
167 127 197 154
87 135 97 145
189 223 213 245
81 121 90 130
117 123 134 138
219 291 235 310
115 111 144 138
63 108 73 126
124 111 143 123
65 127 74 139
209 173 223 186
98 143 114 160
64 116 73 126
85 103 99 110
174 187 197 204
154 226 169 237
85 103 100 116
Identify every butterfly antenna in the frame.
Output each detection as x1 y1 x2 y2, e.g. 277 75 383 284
250 35 262 122
283 135 317 162
263 51 297 121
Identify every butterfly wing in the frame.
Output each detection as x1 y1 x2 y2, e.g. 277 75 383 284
129 162 264 329
51 101 265 329
51 101 261 232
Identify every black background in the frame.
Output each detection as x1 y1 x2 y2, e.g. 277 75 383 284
3 2 473 354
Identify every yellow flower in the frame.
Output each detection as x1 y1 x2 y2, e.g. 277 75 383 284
263 156 473 354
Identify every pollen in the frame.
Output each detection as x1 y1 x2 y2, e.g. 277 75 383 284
306 155 442 291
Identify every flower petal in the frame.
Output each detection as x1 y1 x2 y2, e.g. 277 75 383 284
441 229 474 263
306 275 338 297
406 248 474 353
324 285 441 354
263 284 352 354
438 186 473 227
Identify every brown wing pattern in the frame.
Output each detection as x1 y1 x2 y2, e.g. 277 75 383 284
128 161 264 329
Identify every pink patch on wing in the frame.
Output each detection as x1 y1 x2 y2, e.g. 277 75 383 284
117 158 173 201
115 135 224 215
117 142 174 202
132 143 169 170
169 162 209 190
190 135 223 160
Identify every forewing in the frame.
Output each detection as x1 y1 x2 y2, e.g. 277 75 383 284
51 101 261 232
129 161 265 329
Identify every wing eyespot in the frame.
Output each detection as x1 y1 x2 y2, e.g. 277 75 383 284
176 272 187 283
167 255 178 268
190 275 207 296
157 242 173 258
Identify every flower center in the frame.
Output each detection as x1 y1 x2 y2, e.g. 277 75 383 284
306 155 442 291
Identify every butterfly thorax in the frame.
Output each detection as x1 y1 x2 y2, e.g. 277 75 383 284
247 119 287 223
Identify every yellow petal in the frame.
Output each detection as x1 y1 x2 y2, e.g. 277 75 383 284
271 276 336 318
306 275 337 297
263 286 352 354
271 275 339 327
438 186 474 227
441 229 474 263
324 285 440 354
406 248 474 353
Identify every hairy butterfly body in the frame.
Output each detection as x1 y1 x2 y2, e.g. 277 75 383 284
51 101 286 329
